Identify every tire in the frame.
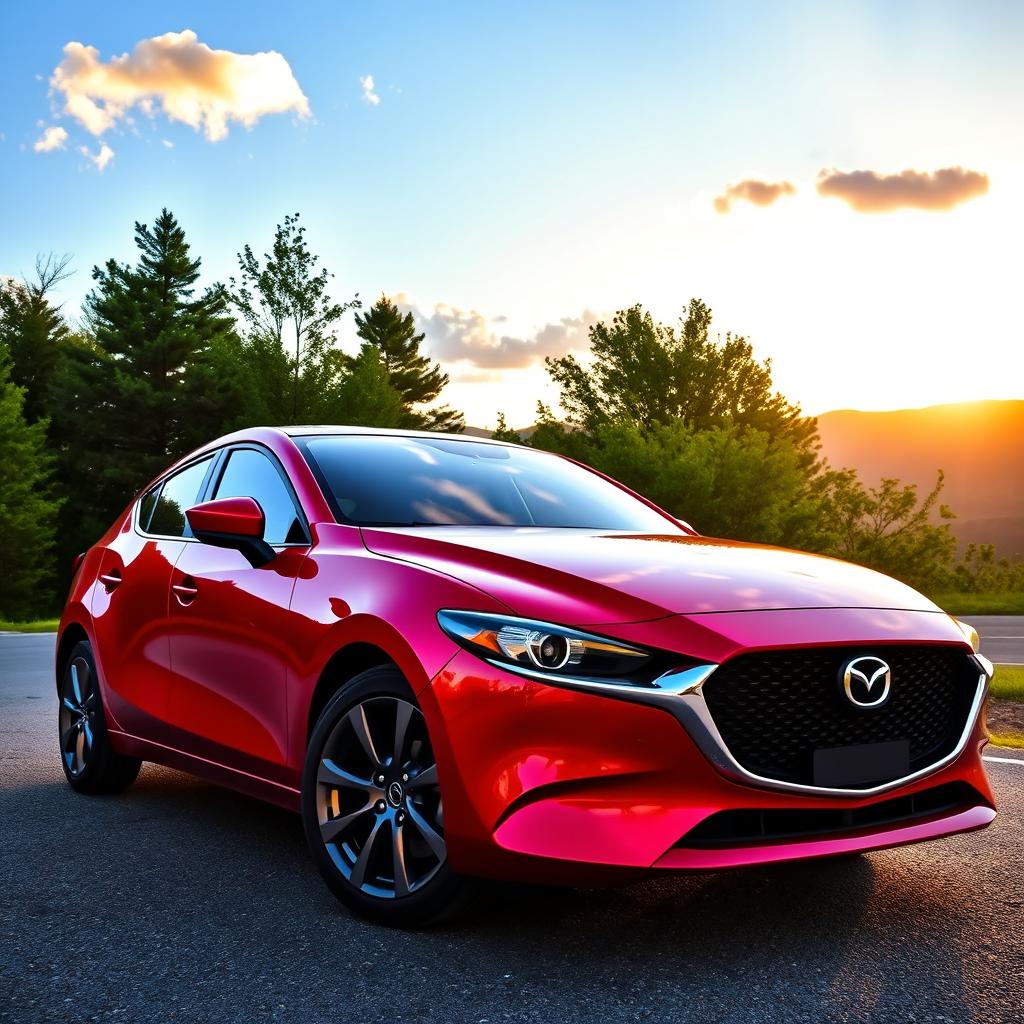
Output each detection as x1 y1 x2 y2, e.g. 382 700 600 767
301 666 475 926
58 640 142 794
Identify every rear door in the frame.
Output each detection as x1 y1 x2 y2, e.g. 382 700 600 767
166 445 311 784
90 454 218 738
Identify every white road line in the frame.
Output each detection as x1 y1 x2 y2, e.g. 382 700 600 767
984 754 1024 765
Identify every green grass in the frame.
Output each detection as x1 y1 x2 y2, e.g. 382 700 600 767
991 664 1024 703
0 619 60 633
931 591 1024 616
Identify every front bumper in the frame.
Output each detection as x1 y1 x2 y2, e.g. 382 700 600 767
421 620 995 883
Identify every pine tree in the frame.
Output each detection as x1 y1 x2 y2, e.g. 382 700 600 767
0 254 73 423
491 412 523 443
330 345 406 427
0 345 61 619
354 296 463 432
51 209 242 569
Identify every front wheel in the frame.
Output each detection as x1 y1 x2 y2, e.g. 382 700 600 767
301 666 474 925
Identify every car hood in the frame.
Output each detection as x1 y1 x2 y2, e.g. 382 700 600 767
359 527 941 625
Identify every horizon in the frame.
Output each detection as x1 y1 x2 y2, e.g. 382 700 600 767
2 1 1022 426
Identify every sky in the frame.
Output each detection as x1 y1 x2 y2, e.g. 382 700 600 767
1 0 1022 428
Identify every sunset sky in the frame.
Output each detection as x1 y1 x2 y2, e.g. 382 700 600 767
2 1 1021 427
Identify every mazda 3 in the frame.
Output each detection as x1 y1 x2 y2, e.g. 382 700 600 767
57 427 996 924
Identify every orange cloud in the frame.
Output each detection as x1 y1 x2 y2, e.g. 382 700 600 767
714 179 795 213
816 166 989 213
50 29 310 141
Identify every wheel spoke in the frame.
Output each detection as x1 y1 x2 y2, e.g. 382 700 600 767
69 663 84 705
347 705 381 768
82 720 94 752
393 700 413 765
62 697 78 714
318 758 376 794
61 723 79 752
74 728 86 772
83 691 97 710
406 764 437 791
391 820 411 897
349 815 386 889
406 803 446 862
320 802 375 844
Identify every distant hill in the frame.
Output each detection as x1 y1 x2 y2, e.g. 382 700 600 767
467 400 1024 557
816 401 1024 558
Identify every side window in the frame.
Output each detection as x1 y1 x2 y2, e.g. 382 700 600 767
147 457 215 538
138 484 160 532
214 448 306 546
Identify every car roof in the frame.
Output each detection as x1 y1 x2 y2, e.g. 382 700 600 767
278 425 521 447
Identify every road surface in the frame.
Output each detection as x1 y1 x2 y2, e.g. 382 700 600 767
1 633 1022 1023
963 615 1024 665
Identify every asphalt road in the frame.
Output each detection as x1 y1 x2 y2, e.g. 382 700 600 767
963 616 1024 665
2 634 1023 1024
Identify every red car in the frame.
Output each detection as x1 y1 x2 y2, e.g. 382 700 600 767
57 428 995 924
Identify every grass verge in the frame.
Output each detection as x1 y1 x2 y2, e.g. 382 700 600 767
0 619 60 633
989 732 1024 750
931 591 1024 616
991 664 1024 702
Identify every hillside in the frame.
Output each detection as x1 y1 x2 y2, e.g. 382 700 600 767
816 401 1024 558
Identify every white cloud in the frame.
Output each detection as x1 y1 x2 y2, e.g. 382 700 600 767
394 295 598 369
34 125 69 152
161 138 174 148
360 74 380 106
50 29 310 142
79 142 115 171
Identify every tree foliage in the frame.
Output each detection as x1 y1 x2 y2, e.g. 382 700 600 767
51 209 242 572
0 253 73 423
354 296 463 432
812 470 958 591
546 300 818 460
231 213 360 423
0 346 61 618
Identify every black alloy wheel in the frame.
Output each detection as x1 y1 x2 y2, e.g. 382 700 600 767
302 666 475 925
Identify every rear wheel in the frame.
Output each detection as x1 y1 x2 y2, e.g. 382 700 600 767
302 666 474 925
58 640 141 794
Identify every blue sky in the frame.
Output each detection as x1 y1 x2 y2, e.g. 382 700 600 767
2 1 1022 424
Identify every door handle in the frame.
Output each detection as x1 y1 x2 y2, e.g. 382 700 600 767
98 569 122 592
173 576 199 606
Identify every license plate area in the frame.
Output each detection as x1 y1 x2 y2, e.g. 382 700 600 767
812 739 910 788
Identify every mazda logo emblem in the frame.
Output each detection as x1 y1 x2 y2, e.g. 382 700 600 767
841 656 892 708
386 781 405 807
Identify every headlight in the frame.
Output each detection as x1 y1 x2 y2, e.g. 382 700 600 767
438 610 654 682
954 617 981 654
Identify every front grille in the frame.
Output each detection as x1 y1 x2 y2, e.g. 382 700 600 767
678 782 979 848
701 645 979 788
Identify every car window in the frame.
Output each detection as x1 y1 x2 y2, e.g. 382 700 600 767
214 448 306 545
148 456 215 538
300 435 679 531
138 483 160 532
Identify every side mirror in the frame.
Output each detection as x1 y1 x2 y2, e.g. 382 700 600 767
186 497 276 568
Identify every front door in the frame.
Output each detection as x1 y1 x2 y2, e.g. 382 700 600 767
166 446 310 785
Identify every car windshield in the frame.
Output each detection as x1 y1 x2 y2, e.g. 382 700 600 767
299 435 680 531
